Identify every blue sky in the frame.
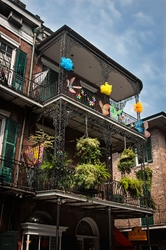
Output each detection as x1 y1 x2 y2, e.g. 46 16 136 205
23 0 166 118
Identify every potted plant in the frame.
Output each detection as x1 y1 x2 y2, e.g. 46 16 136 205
117 148 136 175
74 136 110 194
119 176 143 199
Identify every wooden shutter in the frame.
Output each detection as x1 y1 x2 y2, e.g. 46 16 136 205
146 137 153 162
0 118 18 182
12 49 27 91
141 215 154 226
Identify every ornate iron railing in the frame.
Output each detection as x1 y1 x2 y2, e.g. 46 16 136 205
0 61 137 126
0 157 154 209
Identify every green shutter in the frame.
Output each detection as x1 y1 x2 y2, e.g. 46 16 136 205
0 118 18 183
12 49 27 91
146 137 153 162
141 215 154 226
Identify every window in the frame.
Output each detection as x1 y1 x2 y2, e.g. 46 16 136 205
0 41 13 67
0 41 13 83
136 137 153 165
0 35 19 86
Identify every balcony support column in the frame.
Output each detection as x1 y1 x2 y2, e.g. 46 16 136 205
108 207 112 250
43 99 69 166
145 214 151 250
102 128 112 174
56 197 61 250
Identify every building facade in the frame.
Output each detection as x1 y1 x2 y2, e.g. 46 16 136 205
0 1 154 250
113 112 166 250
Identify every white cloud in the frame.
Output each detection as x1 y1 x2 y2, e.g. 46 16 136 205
134 12 154 26
107 1 121 19
118 0 134 6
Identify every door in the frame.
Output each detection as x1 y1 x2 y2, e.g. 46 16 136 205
0 231 18 250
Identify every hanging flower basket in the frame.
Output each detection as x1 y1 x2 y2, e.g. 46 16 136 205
117 148 136 174
74 136 111 192
119 176 143 199
76 137 101 164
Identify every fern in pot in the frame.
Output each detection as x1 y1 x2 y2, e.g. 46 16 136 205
74 137 110 193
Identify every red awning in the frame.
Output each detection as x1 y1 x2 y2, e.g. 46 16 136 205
115 227 136 250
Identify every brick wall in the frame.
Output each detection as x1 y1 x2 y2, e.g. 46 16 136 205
114 127 166 229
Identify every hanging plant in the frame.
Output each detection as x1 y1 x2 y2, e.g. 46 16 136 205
74 136 110 191
119 176 143 199
117 148 136 174
74 163 110 189
76 137 101 164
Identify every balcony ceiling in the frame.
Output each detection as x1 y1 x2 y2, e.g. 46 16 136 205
37 25 143 102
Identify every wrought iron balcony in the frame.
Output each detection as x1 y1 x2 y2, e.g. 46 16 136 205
0 62 137 127
0 157 154 209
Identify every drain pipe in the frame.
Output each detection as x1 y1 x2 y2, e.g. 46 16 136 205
28 26 43 95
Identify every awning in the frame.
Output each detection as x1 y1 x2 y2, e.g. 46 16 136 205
115 227 136 250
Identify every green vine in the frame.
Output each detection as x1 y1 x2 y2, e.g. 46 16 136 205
136 166 153 191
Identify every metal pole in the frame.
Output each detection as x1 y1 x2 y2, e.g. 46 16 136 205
108 207 112 250
56 197 61 250
145 214 151 250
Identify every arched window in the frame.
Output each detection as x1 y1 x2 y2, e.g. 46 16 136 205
76 218 99 250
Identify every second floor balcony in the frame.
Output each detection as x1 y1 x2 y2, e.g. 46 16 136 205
0 61 137 129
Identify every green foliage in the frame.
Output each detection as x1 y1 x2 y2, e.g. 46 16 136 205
74 136 110 190
74 163 110 189
117 148 136 174
39 153 74 190
136 166 153 191
28 130 54 149
119 176 143 199
76 137 101 164
136 166 155 209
